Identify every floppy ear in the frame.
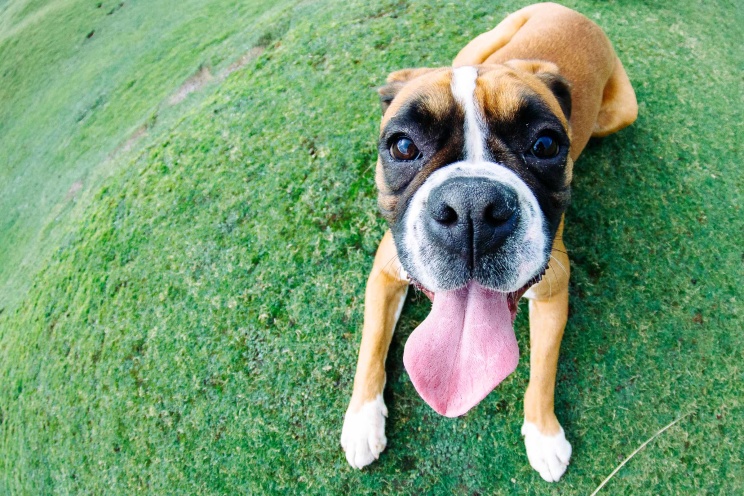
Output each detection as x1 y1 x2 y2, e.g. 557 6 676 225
505 60 572 121
537 71 572 121
377 67 436 115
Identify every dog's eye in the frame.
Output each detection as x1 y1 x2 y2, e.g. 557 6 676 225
530 134 560 159
390 137 421 161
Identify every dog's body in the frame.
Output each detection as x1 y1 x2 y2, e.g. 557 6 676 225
341 3 637 482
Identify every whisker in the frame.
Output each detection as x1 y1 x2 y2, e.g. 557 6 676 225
384 253 400 273
549 254 569 278
374 252 401 280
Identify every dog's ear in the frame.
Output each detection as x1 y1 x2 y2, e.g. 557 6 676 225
505 59 572 121
538 71 572 121
378 67 436 115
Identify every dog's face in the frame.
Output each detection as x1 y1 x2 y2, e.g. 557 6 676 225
376 63 573 300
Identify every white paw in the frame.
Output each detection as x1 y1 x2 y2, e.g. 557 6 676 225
522 421 572 482
340 395 388 469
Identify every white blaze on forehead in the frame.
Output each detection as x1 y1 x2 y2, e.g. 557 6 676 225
451 66 486 163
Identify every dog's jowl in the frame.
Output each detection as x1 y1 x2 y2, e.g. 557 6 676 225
341 2 637 482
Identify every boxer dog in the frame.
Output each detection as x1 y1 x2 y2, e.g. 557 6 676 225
341 2 637 482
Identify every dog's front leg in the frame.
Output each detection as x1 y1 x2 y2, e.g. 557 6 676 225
341 230 408 469
522 219 573 482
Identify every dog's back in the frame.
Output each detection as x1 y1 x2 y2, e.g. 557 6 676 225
455 2 637 154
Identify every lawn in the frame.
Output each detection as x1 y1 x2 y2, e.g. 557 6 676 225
0 0 741 494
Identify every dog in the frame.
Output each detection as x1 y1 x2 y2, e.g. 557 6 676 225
341 2 637 482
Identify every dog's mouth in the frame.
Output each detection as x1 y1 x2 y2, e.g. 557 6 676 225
404 271 543 417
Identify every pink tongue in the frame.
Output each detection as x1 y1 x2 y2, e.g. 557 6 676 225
403 282 519 417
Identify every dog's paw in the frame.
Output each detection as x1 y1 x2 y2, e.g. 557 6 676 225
522 421 572 482
340 395 388 469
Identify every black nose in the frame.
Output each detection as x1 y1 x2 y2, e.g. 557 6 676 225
425 177 519 262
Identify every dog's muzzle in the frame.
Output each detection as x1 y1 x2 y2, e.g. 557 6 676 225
396 161 548 294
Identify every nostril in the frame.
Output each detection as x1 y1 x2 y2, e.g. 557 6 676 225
484 203 514 226
431 204 458 225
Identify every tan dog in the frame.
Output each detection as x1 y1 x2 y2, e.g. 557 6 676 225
341 3 637 482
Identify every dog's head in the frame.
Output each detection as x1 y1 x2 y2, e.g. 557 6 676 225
376 63 574 416
378 62 573 298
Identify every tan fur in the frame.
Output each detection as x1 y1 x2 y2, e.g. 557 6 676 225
472 66 525 123
523 218 569 435
499 60 569 126
345 1 637 460
347 230 407 413
454 2 637 157
378 68 451 129
593 57 639 137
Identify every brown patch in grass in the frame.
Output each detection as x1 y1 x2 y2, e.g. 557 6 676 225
220 46 266 80
167 48 266 106
168 66 213 105
111 48 267 163
112 123 148 157
65 181 83 200
123 124 147 152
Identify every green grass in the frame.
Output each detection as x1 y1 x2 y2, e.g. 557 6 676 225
1 0 742 493
0 0 295 310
